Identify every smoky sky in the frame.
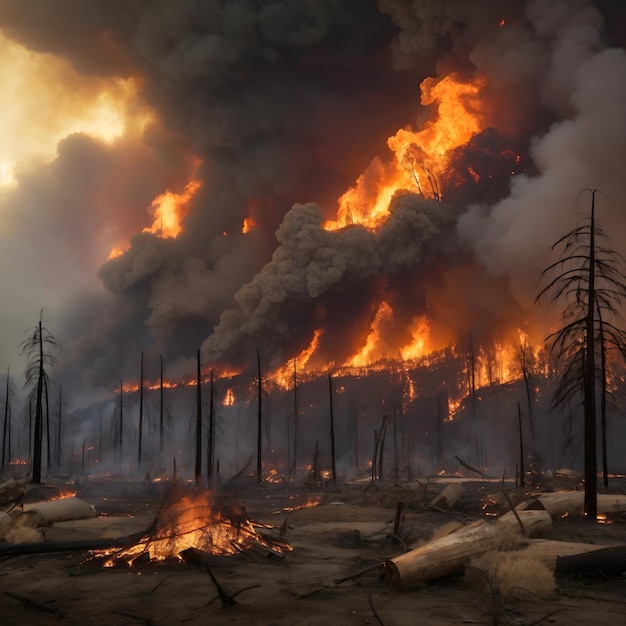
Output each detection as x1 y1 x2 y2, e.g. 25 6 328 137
0 0 625 406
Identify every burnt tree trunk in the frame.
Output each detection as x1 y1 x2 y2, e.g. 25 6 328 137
328 373 336 484
195 348 202 485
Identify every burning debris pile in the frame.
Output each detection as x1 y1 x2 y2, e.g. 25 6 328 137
88 487 291 567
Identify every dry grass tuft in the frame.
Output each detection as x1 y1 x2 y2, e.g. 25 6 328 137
493 522 526 551
5 525 43 544
465 550 555 602
429 520 464 540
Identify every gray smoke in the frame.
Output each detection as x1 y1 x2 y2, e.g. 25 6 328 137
0 0 624 402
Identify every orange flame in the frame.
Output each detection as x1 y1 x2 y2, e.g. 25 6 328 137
325 73 487 231
269 329 324 389
144 178 201 238
242 216 257 233
223 388 235 406
347 301 395 368
91 490 291 566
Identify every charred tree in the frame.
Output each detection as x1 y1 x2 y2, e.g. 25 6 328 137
21 309 58 484
207 369 215 483
57 383 62 470
517 336 536 441
44 375 51 472
328 372 336 484
256 349 262 483
517 401 525 488
1 367 14 471
118 380 124 457
352 403 359 474
195 348 202 485
436 392 443 469
291 357 298 481
537 189 626 520
138 351 144 466
159 355 164 456
598 307 609 488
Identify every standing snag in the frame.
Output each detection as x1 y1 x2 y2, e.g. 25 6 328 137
536 189 626 519
21 308 59 484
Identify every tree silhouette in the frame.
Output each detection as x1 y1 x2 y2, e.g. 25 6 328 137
537 189 626 519
21 309 59 484
1 367 16 471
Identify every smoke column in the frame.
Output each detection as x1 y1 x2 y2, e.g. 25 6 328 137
0 0 624 403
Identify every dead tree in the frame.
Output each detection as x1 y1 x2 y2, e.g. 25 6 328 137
21 309 59 484
207 369 215 483
1 367 15 472
195 348 202 485
328 372 336 484
138 351 144 465
256 349 262 483
537 189 626 519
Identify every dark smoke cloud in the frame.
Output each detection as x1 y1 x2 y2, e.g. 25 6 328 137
203 195 448 369
0 0 624 405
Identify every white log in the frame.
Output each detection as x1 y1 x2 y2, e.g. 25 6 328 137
597 494 626 514
386 510 551 589
517 491 584 516
520 539 612 570
429 484 464 509
14 497 97 527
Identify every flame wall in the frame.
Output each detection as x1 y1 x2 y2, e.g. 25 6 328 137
0 1 625 402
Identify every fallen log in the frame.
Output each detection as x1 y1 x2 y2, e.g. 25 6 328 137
518 491 584 516
520 539 613 570
14 496 97 527
517 491 626 518
597 494 626 515
386 509 551 589
555 544 626 576
497 508 552 537
0 523 156 558
429 484 464 509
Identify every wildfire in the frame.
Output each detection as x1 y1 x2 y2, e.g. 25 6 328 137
144 176 201 238
48 490 78 501
347 301 395 368
242 216 257 233
90 489 291 567
0 32 153 187
279 495 323 513
222 388 235 406
269 330 324 389
325 72 487 231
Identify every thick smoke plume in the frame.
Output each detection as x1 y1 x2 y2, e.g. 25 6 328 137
0 0 625 402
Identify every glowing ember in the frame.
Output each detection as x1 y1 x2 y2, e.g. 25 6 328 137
90 489 291 567
279 495 323 513
48 490 78 501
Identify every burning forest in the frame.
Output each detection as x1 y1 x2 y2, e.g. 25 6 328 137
2 2 626 623
0 0 625 484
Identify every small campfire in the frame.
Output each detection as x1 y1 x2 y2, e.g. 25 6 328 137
88 487 292 567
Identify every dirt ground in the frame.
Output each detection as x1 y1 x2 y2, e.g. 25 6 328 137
2 476 626 626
